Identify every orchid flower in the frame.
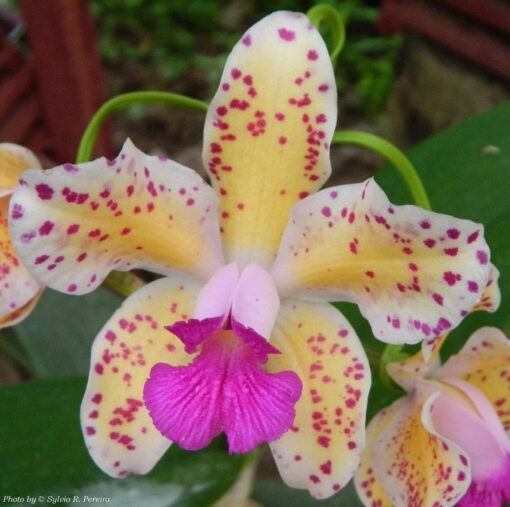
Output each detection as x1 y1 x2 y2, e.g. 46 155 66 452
9 11 491 499
355 267 510 507
0 143 43 328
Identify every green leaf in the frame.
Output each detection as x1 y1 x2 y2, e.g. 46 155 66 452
0 377 243 506
252 478 363 507
15 288 122 377
376 102 510 224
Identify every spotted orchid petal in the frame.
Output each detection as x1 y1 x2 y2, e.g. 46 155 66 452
389 265 501 390
0 142 41 197
271 178 491 344
81 274 201 477
470 263 501 314
363 381 472 507
435 327 510 433
386 338 446 392
0 144 43 327
355 397 407 507
8 139 224 296
266 300 370 499
203 11 337 268
430 380 510 506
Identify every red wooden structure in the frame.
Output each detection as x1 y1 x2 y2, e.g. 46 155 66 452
0 0 112 164
379 0 510 82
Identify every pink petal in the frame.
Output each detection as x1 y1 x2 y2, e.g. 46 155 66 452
193 262 239 320
436 327 510 433
430 381 510 506
144 331 301 453
271 178 491 344
9 139 224 295
232 263 280 339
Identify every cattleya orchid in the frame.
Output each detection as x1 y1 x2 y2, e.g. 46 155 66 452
8 11 492 499
355 267 510 507
0 143 43 328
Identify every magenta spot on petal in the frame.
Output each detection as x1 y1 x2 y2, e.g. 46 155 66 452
278 28 295 41
38 220 54 236
242 34 251 46
64 163 79 173
420 220 431 229
468 280 479 293
432 293 444 306
447 228 460 239
307 49 318 60
477 250 488 265
321 206 332 218
467 231 479 244
35 254 49 265
35 183 54 200
68 283 77 293
11 203 23 219
67 224 80 235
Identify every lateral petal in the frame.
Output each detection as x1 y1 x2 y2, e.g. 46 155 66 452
354 398 404 507
9 139 224 295
80 274 201 477
371 381 471 506
0 197 42 327
0 143 41 197
203 11 336 268
272 179 490 344
267 300 370 499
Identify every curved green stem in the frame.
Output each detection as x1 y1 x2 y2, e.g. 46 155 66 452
307 4 346 66
332 130 431 210
76 91 208 164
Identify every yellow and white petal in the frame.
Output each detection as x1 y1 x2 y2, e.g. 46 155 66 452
370 381 471 507
354 398 404 507
420 264 500 363
271 179 491 345
387 336 447 392
470 263 500 313
80 274 201 477
435 327 510 432
266 300 370 499
203 11 337 268
0 197 42 327
9 140 224 295
0 143 41 197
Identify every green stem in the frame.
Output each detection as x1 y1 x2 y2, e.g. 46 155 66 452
307 4 346 66
332 130 431 210
102 271 146 298
76 91 208 164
